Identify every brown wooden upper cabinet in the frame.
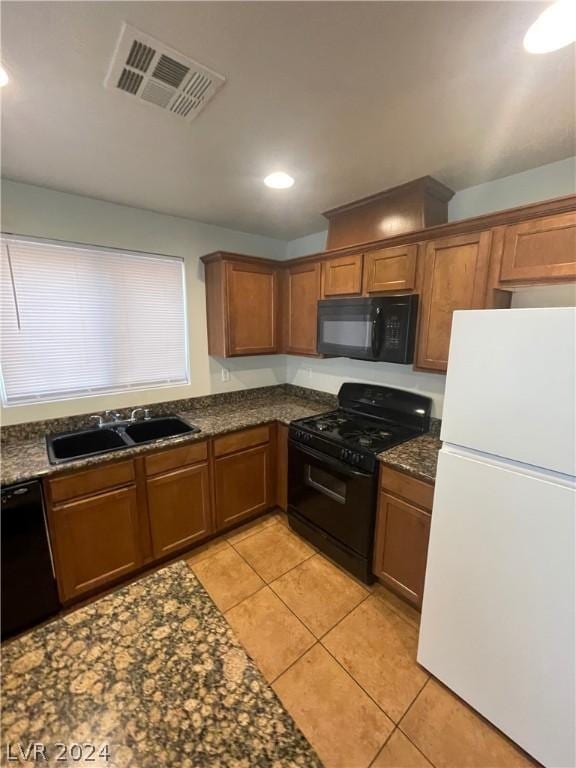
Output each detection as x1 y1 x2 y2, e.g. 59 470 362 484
363 244 418 293
202 252 279 357
499 211 576 284
283 261 322 355
322 253 363 296
415 230 492 372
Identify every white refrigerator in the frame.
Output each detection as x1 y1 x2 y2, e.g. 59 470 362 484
418 308 576 768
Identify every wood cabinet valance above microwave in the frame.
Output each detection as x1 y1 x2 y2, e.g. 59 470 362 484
202 194 576 369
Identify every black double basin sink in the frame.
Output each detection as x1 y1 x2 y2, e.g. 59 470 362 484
47 416 200 464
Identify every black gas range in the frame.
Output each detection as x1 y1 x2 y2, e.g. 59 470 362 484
288 383 431 583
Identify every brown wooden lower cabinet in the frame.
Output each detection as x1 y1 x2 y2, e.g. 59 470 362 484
45 425 278 604
373 466 434 608
49 485 142 602
214 443 273 529
146 463 211 558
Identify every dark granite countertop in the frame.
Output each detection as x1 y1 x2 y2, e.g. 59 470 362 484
1 385 441 486
1 561 321 768
377 420 442 483
0 394 331 487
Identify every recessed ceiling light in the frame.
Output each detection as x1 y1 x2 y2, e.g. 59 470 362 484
264 172 295 189
523 0 576 54
0 66 9 87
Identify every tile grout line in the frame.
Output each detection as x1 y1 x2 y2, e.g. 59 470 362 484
396 677 442 768
318 637 400 727
268 640 320 686
197 527 434 767
396 677 439 768
225 515 284 547
230 533 317 586
397 676 431 732
194 521 427 753
366 726 397 768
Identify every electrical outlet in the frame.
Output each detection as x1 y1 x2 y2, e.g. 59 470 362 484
221 368 230 383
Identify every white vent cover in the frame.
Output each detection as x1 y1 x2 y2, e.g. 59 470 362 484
105 23 226 122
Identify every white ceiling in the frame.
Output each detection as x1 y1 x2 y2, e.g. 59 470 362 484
2 1 575 239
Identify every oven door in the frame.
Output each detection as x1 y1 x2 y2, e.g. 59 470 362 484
288 440 377 557
316 298 381 360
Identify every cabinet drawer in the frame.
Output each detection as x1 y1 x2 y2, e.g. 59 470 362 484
380 466 434 510
145 441 208 476
214 425 271 457
48 460 135 503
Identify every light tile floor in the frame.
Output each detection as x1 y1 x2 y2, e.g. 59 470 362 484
187 512 539 768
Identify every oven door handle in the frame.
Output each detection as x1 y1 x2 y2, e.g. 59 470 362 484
289 439 373 478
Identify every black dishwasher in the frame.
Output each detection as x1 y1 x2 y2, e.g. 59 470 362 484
1 481 60 640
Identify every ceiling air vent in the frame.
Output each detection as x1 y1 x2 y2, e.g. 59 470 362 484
105 23 226 122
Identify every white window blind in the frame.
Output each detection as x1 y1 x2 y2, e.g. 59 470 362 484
1 235 189 405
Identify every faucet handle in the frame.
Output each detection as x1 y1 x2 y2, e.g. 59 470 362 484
130 408 144 422
144 409 151 420
104 410 122 422
89 414 104 428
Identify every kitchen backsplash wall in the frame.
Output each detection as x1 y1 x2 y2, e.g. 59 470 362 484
286 356 446 418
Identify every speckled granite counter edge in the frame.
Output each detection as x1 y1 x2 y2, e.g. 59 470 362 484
1 384 337 443
2 387 441 486
1 392 333 487
377 417 442 483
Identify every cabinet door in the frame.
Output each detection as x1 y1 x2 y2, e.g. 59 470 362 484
227 261 278 355
416 231 491 372
214 444 272 529
499 211 576 283
147 463 211 558
284 262 321 355
373 492 431 607
50 486 142 602
363 244 418 293
323 253 363 296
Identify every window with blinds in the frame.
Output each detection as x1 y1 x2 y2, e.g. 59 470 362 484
0 235 189 405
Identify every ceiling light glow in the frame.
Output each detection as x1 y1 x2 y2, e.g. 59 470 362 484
0 66 9 87
523 0 576 54
264 172 295 189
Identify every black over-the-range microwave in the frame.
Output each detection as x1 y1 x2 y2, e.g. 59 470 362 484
316 295 418 363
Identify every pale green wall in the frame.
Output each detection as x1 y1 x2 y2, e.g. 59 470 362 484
0 180 287 425
283 157 576 260
449 157 576 221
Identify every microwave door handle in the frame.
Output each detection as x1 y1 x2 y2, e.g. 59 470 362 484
371 306 382 357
